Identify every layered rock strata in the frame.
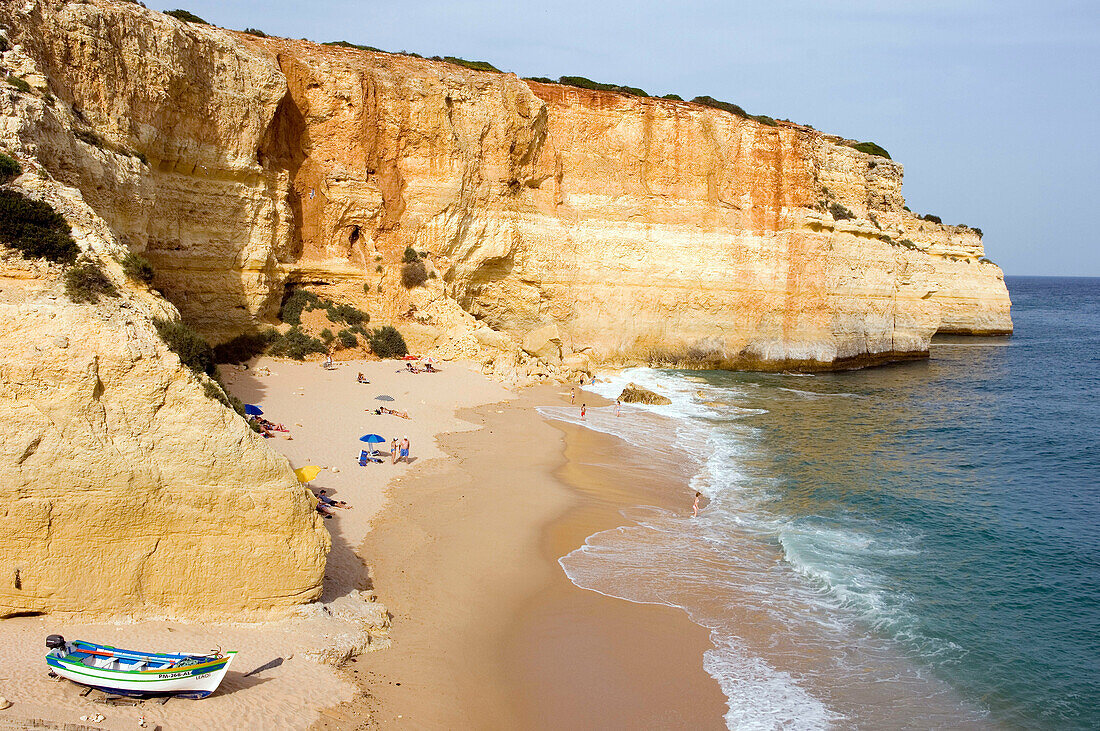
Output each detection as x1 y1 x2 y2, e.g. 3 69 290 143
0 34 328 618
2 0 1010 378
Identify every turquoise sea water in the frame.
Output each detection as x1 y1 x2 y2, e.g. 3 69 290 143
546 276 1099 728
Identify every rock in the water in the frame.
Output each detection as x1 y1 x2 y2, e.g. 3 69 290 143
618 382 672 405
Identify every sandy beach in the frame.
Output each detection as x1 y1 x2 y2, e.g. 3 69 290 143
0 358 511 729
319 386 728 728
0 358 728 729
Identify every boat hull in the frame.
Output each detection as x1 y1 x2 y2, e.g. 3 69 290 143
46 642 236 698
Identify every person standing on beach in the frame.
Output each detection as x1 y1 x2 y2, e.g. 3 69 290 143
390 438 398 464
570 387 575 405
615 399 621 417
399 436 411 463
693 492 701 517
580 404 586 420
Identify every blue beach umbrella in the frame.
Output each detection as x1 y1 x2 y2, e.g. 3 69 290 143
360 433 386 456
244 404 263 416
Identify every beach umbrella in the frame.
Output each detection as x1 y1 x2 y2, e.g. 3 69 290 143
375 394 395 402
244 404 263 416
294 465 321 483
360 433 386 456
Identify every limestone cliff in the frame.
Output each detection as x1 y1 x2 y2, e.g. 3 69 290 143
2 0 1010 379
0 25 328 617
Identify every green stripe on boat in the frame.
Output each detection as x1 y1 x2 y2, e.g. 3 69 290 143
56 653 234 676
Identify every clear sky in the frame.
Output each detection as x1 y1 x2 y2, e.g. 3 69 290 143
159 1 1098 276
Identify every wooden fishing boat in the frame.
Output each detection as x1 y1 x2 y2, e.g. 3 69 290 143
45 635 235 698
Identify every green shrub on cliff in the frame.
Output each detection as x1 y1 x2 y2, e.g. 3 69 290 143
661 93 683 101
337 328 358 349
918 213 943 225
323 40 384 53
212 329 275 364
444 57 501 73
121 252 155 284
154 317 216 375
267 327 327 360
325 302 369 327
203 379 247 418
828 202 855 221
846 140 891 159
165 9 209 25
242 28 267 37
402 246 420 263
368 325 408 358
279 288 322 326
5 76 31 93
559 76 647 97
691 96 749 118
0 190 79 262
401 260 428 288
65 260 118 304
0 153 21 185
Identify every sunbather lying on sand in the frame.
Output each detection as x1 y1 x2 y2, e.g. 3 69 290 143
315 490 351 509
248 415 291 438
375 406 410 419
357 372 369 383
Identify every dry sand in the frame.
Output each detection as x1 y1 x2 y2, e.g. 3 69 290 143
0 358 727 729
319 386 728 728
0 358 511 730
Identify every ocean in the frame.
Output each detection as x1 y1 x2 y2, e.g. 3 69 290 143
541 276 1100 729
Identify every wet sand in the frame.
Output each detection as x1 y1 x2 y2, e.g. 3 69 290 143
326 386 727 728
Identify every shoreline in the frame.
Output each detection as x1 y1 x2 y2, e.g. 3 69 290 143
327 384 727 727
507 408 728 728
0 360 727 729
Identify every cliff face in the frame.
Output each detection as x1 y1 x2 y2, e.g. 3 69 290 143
3 0 1010 376
0 294 329 618
0 15 329 618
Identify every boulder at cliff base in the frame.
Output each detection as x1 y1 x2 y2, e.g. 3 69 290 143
618 383 672 405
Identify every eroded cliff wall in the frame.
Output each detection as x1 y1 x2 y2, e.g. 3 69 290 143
2 0 1010 377
0 19 329 617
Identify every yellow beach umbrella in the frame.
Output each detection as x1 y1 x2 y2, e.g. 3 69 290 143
294 465 322 483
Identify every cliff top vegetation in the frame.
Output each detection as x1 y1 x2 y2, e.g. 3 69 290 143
0 152 22 184
165 9 208 25
0 189 79 263
845 140 891 159
177 5 894 156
